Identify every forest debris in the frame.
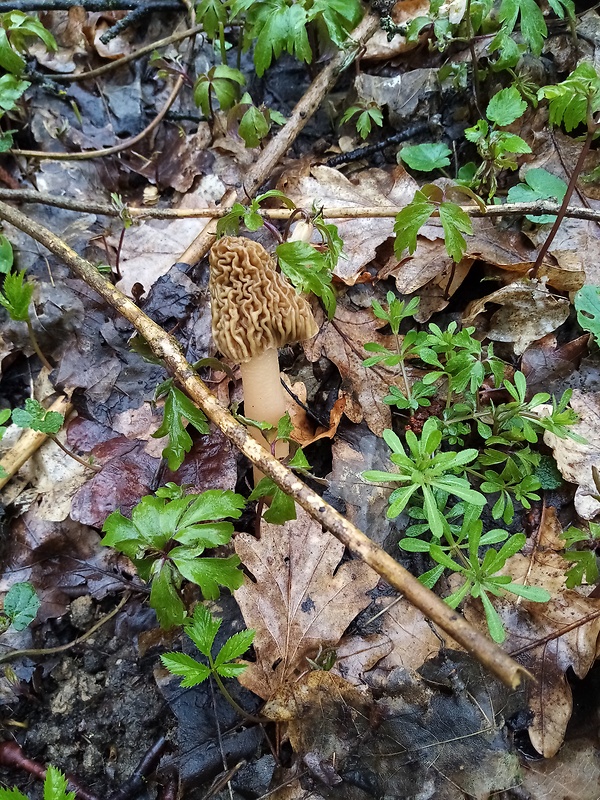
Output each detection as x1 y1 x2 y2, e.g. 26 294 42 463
234 507 379 700
543 390 600 519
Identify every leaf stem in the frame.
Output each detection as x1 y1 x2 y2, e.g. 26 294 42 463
26 319 53 371
208 657 266 724
48 434 102 472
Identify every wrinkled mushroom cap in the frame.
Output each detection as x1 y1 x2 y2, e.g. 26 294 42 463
209 236 319 363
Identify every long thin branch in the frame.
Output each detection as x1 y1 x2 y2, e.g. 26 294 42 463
2 189 597 223
10 76 184 161
0 199 527 690
52 23 204 83
177 12 382 266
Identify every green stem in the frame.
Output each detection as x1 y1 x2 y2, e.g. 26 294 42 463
209 660 265 724
396 334 412 406
49 434 102 472
218 22 228 65
26 319 52 372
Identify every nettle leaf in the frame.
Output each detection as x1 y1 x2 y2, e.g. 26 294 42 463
0 269 33 322
539 62 600 131
0 785 28 800
393 192 435 258
507 167 567 223
160 652 211 686
153 385 209 471
213 628 255 667
3 582 40 631
575 285 600 344
486 86 527 126
43 765 75 800
252 1 311 77
12 398 64 434
185 602 221 656
399 142 452 171
276 240 336 318
438 201 472 262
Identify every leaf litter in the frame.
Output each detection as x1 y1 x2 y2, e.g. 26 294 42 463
4 3 600 799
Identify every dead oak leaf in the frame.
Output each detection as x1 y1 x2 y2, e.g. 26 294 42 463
543 390 600 520
234 507 379 700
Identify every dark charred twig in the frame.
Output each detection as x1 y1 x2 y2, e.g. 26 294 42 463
281 378 330 428
324 122 431 167
0 741 100 800
100 5 151 44
108 736 170 800
0 592 130 665
7 0 182 9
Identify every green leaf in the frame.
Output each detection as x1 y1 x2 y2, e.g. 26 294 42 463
479 589 505 642
399 142 452 172
239 104 270 147
575 285 600 344
195 0 229 39
152 386 209 471
171 553 244 599
0 73 29 112
264 486 297 524
0 787 28 800
213 628 255 667
0 235 13 274
505 582 551 601
498 0 547 56
507 168 568 223
185 603 221 656
276 240 336 318
439 201 472 262
393 193 435 258
44 765 75 800
178 489 245 526
12 398 64 434
150 562 186 629
161 652 211 686
0 28 25 75
486 86 527 126
3 582 40 631
0 269 33 322
539 62 600 132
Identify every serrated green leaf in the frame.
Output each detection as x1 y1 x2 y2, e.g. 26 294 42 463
11 398 64 434
393 194 435 258
152 386 209 471
438 201 472 262
3 582 40 631
150 562 186 629
171 553 244 599
263 487 296 524
487 86 527 126
178 489 245 526
195 0 229 39
399 142 452 171
213 628 255 667
43 765 75 800
161 652 211 686
184 603 221 656
0 73 29 112
0 269 33 321
0 786 28 800
276 240 336 318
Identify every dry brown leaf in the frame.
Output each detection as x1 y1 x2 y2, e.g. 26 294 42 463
543 390 600 519
463 278 570 354
279 165 421 285
465 506 600 757
364 0 429 59
330 633 392 685
304 299 423 435
371 597 445 674
379 236 457 295
355 69 438 128
283 378 346 448
521 736 600 800
234 507 379 700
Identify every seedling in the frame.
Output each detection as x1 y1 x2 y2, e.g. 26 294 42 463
575 285 600 346
0 582 40 634
560 522 600 589
11 399 100 472
152 381 209 471
0 270 52 371
340 102 384 140
194 64 245 123
398 142 452 173
0 764 74 800
162 603 255 719
228 92 286 148
101 487 246 628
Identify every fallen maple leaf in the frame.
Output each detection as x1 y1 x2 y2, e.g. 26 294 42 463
234 507 379 700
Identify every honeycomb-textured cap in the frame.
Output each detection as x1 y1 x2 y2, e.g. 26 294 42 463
209 236 318 363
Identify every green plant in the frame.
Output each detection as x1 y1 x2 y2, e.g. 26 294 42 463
228 92 286 148
464 87 531 199
101 487 246 629
398 142 452 173
575 285 600 346
231 0 363 77
152 381 209 471
194 64 245 121
0 234 13 273
340 101 384 140
0 582 40 634
561 522 600 589
0 764 74 800
506 168 567 223
0 270 52 370
216 189 297 235
162 603 255 718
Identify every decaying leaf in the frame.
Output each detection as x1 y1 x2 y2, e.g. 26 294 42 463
543 390 600 519
283 378 346 448
234 507 379 699
463 279 570 355
465 506 600 757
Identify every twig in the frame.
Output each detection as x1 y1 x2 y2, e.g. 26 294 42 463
0 591 130 665
324 122 431 167
7 0 182 9
2 188 599 223
108 736 170 800
26 318 53 371
100 6 151 44
178 11 382 266
52 23 204 82
47 433 102 472
0 199 527 690
509 607 600 656
9 76 184 161
0 396 72 490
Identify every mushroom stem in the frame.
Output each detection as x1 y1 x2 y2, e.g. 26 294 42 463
240 347 289 481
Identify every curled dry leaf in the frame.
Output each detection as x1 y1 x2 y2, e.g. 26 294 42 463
463 279 570 355
234 507 379 700
283 378 346 448
465 506 600 758
543 390 600 520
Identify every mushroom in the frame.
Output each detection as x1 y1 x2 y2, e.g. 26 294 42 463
209 235 318 470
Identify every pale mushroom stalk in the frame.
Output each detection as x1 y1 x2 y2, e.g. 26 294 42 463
209 234 318 484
